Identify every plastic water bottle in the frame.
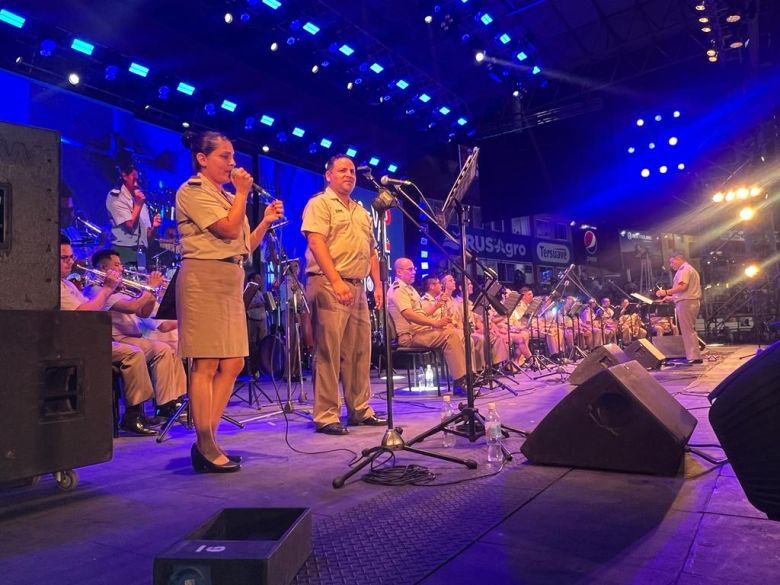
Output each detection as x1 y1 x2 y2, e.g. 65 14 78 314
424 364 435 390
485 402 503 468
415 366 425 391
441 395 456 448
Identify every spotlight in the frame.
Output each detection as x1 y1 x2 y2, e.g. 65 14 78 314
475 51 486 63
311 64 319 73
726 14 741 23
677 163 685 170
182 121 190 128
736 188 749 199
725 191 735 202
706 49 717 57
750 186 762 197
699 17 709 23
654 114 662 122
708 55 718 62
270 42 279 51
695 3 705 11
262 145 270 153
636 118 644 126
224 13 233 24
649 142 656 149
627 146 635 154
67 72 80 85
730 40 744 49
673 110 681 117
744 264 760 278
641 168 650 178
346 81 354 90
512 89 520 97
659 165 668 174
702 26 712 33
712 192 725 202
668 136 678 146
424 15 433 24
739 207 754 221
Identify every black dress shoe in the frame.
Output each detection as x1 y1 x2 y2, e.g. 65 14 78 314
224 453 242 463
155 399 184 419
191 444 241 473
119 416 158 436
316 423 349 435
351 415 387 426
688 359 704 364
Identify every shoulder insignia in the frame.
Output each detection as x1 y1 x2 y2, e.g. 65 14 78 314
108 188 120 196
187 178 202 186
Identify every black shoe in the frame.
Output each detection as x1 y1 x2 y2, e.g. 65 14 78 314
688 359 704 364
119 416 158 436
191 444 241 473
225 453 242 463
316 423 349 435
155 399 184 419
350 415 387 426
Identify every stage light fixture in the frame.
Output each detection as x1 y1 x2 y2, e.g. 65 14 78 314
641 168 650 178
240 13 251 22
339 44 354 56
532 66 541 75
158 86 170 100
730 40 744 49
499 33 511 44
702 26 712 33
308 143 317 154
627 146 635 153
369 157 380 166
726 14 741 23
673 110 681 117
354 77 363 85
260 114 275 126
0 8 25 28
129 62 149 77
105 65 118 80
370 62 384 74
262 144 270 152
636 118 644 126
695 3 705 11
424 15 433 24
659 165 668 174
182 121 190 128
736 188 749 199
480 13 493 25
712 192 725 202
706 48 717 56
270 42 279 51
418 93 431 103
475 51 486 62
177 82 195 96
68 72 80 85
516 51 528 61
699 17 709 23
512 89 520 97
292 127 305 138
39 39 56 57
221 100 237 112
439 106 451 115
708 55 718 62
71 39 94 56
286 37 296 46
677 163 685 170
276 132 287 142
725 191 735 201
396 79 409 89
750 186 762 197
346 81 354 90
387 164 398 173
744 264 759 278
262 0 281 9
224 13 234 23
244 117 255 130
303 22 320 35
311 64 319 73
655 114 662 121
320 138 332 148
346 147 357 157
668 136 678 146
649 142 656 149
204 103 216 116
457 117 467 126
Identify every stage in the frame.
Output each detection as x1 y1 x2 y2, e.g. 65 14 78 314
2 346 779 585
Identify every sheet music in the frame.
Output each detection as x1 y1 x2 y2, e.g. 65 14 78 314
631 293 655 304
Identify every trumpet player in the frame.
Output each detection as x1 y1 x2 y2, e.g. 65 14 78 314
86 249 186 425
59 235 159 436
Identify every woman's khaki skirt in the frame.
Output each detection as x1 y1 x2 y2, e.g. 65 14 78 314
176 259 248 358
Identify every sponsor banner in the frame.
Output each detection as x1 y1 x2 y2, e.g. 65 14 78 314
534 240 571 265
444 229 533 261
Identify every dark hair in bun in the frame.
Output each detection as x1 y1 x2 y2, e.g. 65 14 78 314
182 130 230 171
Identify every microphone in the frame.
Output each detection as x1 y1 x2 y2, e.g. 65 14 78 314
380 175 412 187
356 165 372 175
230 168 273 200
371 189 396 212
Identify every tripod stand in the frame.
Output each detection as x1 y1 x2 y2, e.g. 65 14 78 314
471 284 518 395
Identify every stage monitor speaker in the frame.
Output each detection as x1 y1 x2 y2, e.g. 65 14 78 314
154 508 312 585
624 338 665 370
709 341 780 520
652 335 707 360
568 343 630 385
0 310 113 483
521 360 697 476
0 121 61 310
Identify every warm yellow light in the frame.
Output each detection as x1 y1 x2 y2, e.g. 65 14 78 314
712 192 725 202
708 55 717 62
726 14 741 23
725 191 735 201
739 207 755 221
706 49 717 57
695 3 706 11
744 264 759 278
699 17 709 23
750 186 762 197
730 41 744 49
702 26 712 33
736 187 749 199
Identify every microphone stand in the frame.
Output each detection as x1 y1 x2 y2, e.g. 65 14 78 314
333 177 478 489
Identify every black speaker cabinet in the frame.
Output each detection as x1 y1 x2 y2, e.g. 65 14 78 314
522 361 697 476
624 338 665 370
568 343 631 385
154 508 312 585
0 121 61 310
0 310 113 483
709 341 780 520
652 335 706 360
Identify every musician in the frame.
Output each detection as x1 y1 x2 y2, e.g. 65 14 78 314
302 154 384 436
59 235 158 436
87 249 186 420
176 130 284 472
246 272 269 374
656 251 702 363
580 299 604 349
618 304 647 345
599 297 617 344
420 275 450 320
504 287 535 367
106 160 161 267
388 258 468 389
650 315 678 337
441 274 493 373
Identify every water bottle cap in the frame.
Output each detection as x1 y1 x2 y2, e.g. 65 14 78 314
488 402 496 409
443 395 451 402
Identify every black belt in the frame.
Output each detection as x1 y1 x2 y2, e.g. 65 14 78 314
307 273 363 285
219 256 245 266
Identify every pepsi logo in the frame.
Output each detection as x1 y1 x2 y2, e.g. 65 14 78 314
584 230 598 254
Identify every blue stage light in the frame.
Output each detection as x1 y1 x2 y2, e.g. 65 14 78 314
627 146 635 154
439 106 451 115
654 114 662 121
499 33 511 44
457 117 467 126
260 115 275 126
677 163 685 170
105 65 118 80
158 86 170 100
262 0 281 9
292 127 305 137
221 99 237 112
71 39 94 56
303 22 320 35
370 62 384 74
129 62 149 77
659 165 668 174
204 103 216 116
286 37 296 46
276 132 288 142
649 142 656 149
420 250 428 259
387 164 398 173
418 93 431 103
396 79 409 89
668 136 678 146
177 82 195 96
532 65 541 74
641 168 650 178
346 147 357 157
369 157 380 166
240 13 251 22
320 138 332 148
516 51 528 61
39 39 56 57
339 44 354 56
420 262 429 270
636 118 644 126
673 110 681 118
480 13 493 25
0 9 25 28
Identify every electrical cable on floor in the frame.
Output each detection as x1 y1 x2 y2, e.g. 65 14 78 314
686 445 728 465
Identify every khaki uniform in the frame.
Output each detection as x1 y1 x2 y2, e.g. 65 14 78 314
302 188 376 427
387 279 467 381
672 262 702 361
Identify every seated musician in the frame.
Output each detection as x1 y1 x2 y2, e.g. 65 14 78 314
502 287 535 367
59 234 159 436
599 297 618 344
618 305 647 344
85 249 186 422
650 315 679 336
387 258 467 389
537 296 566 360
580 298 604 349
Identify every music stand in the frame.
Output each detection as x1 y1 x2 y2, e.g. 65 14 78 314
439 147 479 228
155 269 244 443
471 278 518 395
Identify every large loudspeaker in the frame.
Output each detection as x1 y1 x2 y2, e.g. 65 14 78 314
522 361 697 476
709 341 780 520
652 335 707 359
0 310 113 483
624 338 665 369
568 343 630 385
0 121 60 310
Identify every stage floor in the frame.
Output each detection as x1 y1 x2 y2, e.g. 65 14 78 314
2 345 779 585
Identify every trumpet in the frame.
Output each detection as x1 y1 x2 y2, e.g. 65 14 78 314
73 264 161 297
